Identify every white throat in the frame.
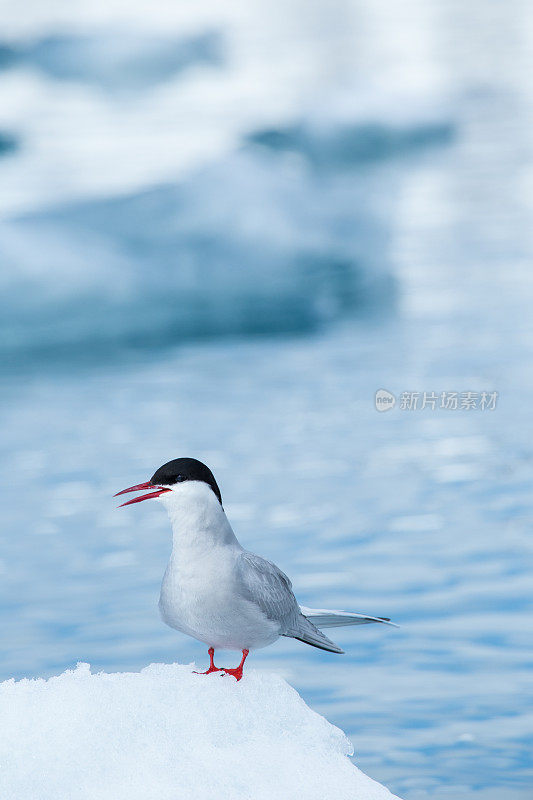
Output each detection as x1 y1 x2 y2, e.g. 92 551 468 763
159 481 241 551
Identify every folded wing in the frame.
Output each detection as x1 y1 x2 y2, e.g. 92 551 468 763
236 552 344 653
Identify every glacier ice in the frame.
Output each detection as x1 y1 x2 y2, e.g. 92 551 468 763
0 662 401 800
247 88 454 167
0 30 223 91
0 149 394 357
0 130 17 156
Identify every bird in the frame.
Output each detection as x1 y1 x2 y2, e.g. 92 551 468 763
115 457 396 680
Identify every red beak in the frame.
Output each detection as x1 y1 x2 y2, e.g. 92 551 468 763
114 481 170 507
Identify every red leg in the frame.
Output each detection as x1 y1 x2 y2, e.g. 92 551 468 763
222 649 249 681
193 647 223 675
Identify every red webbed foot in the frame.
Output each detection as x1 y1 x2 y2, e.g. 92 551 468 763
222 649 249 682
193 647 223 675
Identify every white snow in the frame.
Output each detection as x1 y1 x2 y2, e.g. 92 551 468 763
0 662 400 800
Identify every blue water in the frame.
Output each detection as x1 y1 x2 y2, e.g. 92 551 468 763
1 1 532 798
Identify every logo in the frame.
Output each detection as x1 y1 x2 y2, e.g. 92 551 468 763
375 389 396 412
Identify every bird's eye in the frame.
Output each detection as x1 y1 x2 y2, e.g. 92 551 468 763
175 474 185 482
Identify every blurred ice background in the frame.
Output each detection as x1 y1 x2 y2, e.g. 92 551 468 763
1 1 532 798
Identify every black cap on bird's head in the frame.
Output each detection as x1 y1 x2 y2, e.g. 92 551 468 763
114 457 222 506
151 458 222 504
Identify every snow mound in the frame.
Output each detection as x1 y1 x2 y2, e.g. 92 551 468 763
0 662 400 800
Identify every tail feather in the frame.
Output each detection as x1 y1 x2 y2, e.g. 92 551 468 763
285 615 344 653
300 606 398 629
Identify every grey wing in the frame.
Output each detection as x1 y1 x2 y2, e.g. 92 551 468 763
236 552 344 653
235 551 300 631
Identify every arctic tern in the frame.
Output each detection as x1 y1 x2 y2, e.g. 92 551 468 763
115 457 395 680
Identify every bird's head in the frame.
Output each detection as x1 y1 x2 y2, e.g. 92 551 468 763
114 457 222 509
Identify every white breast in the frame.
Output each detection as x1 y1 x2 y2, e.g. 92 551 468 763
157 482 280 651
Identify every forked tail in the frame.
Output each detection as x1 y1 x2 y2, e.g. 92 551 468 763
300 606 398 629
